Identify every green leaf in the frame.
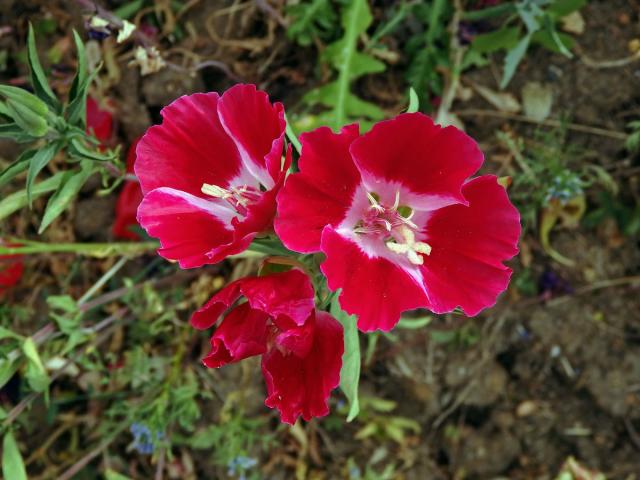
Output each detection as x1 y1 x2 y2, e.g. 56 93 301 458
0 171 64 221
547 0 587 18
2 431 28 480
39 161 94 233
407 87 419 113
105 469 134 480
331 0 379 129
0 358 19 389
26 141 61 207
397 316 432 329
471 26 521 54
27 23 60 112
500 33 531 89
0 326 24 341
114 0 145 19
0 85 48 116
0 149 36 189
22 337 50 392
532 28 574 55
4 99 48 137
68 30 87 106
330 295 360 421
286 0 337 46
0 123 36 143
47 295 78 313
68 137 116 162
65 65 100 128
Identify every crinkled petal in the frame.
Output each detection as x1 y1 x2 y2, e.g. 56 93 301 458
202 303 269 368
190 278 245 330
262 311 343 424
135 92 242 196
350 113 483 210
320 226 429 332
421 175 521 315
240 269 315 326
275 124 360 253
217 84 286 188
137 187 234 269
113 180 143 240
86 96 113 145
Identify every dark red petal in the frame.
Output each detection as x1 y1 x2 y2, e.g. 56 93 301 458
262 311 343 424
275 124 360 253
421 175 521 315
217 84 286 185
350 113 483 210
136 188 233 269
240 269 315 326
320 226 429 332
113 181 143 240
202 303 269 368
86 96 114 145
0 244 24 294
135 92 242 196
190 279 245 330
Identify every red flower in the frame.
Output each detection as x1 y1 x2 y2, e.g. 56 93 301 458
0 240 24 295
86 96 114 145
191 269 343 424
135 84 290 268
113 138 144 240
275 113 521 332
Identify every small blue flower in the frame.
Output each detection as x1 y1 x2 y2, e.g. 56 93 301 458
227 456 258 478
130 422 164 455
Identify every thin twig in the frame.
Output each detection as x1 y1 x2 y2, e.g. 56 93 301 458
454 109 627 140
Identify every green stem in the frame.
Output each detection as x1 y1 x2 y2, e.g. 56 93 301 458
0 240 159 258
284 113 302 155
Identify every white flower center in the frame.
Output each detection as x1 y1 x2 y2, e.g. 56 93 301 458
354 190 431 265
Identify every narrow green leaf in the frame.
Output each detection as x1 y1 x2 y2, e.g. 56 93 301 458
284 113 302 155
2 431 28 480
471 26 521 54
22 337 50 392
500 33 531 89
0 171 64 221
27 142 60 207
66 65 100 128
0 123 32 141
0 149 36 189
39 162 94 233
4 100 48 137
330 295 360 421
68 30 87 105
114 0 145 19
27 23 60 112
0 85 48 116
407 87 419 113
68 137 116 162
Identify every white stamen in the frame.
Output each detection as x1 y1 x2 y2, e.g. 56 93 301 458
201 183 230 198
386 225 432 265
393 190 400 209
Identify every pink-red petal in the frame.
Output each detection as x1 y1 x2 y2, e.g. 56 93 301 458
350 113 483 210
217 84 286 186
262 311 343 424
275 124 361 253
137 187 233 269
190 279 245 330
0 243 23 294
320 226 429 332
202 303 269 368
239 269 315 326
421 175 521 315
135 92 242 196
